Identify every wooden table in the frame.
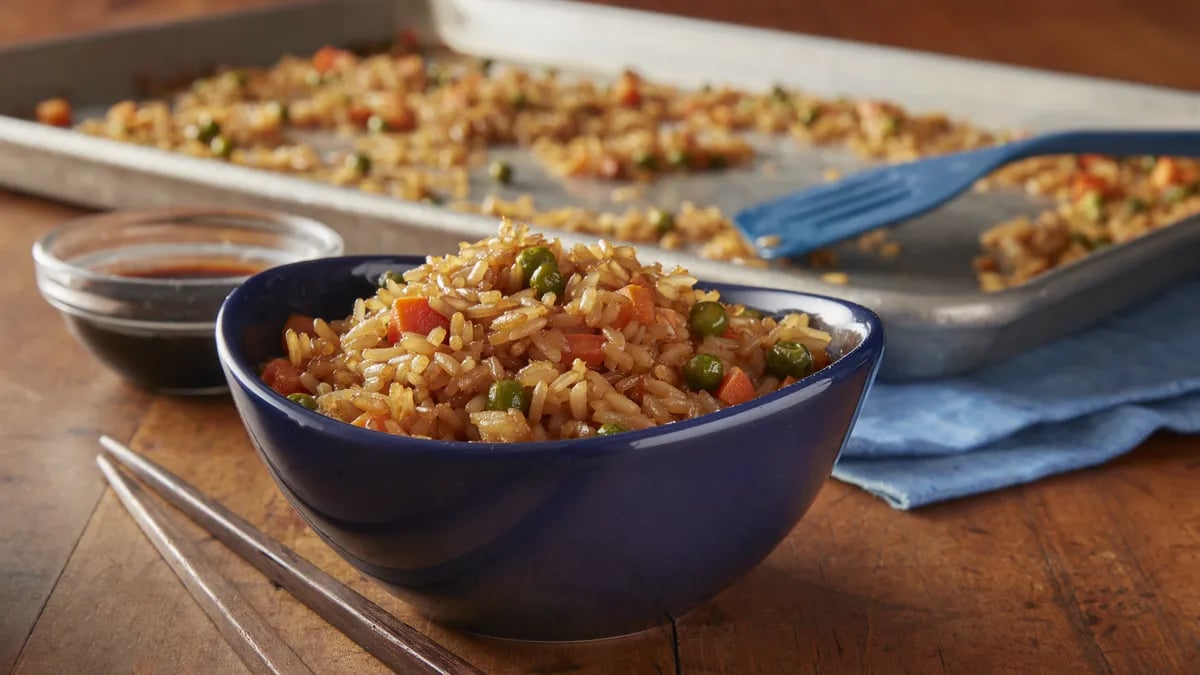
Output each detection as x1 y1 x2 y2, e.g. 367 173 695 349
3 2 1199 673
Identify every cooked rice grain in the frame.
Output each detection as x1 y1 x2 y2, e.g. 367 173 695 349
272 221 833 442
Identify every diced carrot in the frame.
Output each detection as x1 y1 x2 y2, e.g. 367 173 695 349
383 104 416 132
35 98 72 127
283 313 316 337
716 367 755 406
781 376 798 388
398 28 421 53
616 284 655 326
1070 173 1113 201
721 325 736 339
613 299 634 329
261 358 306 396
347 105 373 126
351 413 390 432
388 297 449 343
312 45 354 74
614 71 643 108
1150 157 1192 188
564 333 607 367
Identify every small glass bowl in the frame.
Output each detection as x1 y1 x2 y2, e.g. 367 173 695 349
33 207 344 395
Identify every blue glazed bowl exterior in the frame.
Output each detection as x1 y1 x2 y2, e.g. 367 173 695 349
217 255 884 641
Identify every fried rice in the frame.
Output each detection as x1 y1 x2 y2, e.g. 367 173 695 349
261 221 833 443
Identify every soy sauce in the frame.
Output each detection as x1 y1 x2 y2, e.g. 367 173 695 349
67 315 228 393
71 260 269 395
112 261 267 279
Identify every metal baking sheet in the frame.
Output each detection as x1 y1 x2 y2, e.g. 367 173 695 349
2 0 1199 381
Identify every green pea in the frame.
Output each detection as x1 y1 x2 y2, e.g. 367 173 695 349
700 82 713 93
770 84 789 102
633 151 657 170
1140 155 1157 171
1070 232 1111 251
210 135 234 159
666 149 691 168
304 70 324 87
648 208 675 234
367 114 389 133
766 340 813 379
191 117 221 143
597 422 627 436
688 301 729 338
286 393 318 411
489 160 513 184
798 105 820 126
879 115 900 137
1127 197 1148 214
1163 185 1187 203
510 91 527 110
268 101 289 123
377 270 405 288
516 246 557 282
479 57 494 75
421 193 444 205
1079 191 1104 220
683 353 724 392
486 379 532 414
708 153 728 170
738 306 766 319
348 152 372 175
426 66 449 88
226 70 249 87
529 262 566 299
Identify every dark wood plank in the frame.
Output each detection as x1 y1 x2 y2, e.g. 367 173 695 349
1021 434 1200 671
3 1 1200 673
0 0 291 46
0 192 154 673
590 0 1200 91
11 490 251 675
3 0 1200 91
672 433 1200 673
16 397 678 674
675 484 1098 672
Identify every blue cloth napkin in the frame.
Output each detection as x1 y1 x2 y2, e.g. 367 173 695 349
832 280 1200 510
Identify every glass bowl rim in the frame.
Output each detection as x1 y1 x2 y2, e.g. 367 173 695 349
32 205 345 288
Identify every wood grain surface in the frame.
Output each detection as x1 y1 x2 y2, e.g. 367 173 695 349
2 1 1199 674
2 0 1200 91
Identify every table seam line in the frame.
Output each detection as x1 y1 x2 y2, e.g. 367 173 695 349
10 483 108 674
1020 492 1114 674
10 406 157 674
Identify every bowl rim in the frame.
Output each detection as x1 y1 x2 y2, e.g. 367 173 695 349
217 254 885 458
31 205 345 288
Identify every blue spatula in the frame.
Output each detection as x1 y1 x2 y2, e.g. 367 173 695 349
733 129 1200 260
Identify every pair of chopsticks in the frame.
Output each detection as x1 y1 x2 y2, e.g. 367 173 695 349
96 436 483 675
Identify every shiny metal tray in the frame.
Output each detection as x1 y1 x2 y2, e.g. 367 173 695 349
3 0 1199 380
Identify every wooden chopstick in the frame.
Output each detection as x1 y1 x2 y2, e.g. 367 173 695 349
98 435 484 675
96 454 315 675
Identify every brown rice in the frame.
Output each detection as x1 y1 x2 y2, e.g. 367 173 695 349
38 43 1200 292
263 221 833 443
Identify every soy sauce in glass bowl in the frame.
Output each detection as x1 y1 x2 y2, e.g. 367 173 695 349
33 207 343 395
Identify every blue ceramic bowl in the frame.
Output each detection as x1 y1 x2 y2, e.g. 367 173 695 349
216 255 884 641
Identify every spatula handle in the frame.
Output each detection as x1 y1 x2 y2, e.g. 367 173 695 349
1012 130 1200 159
